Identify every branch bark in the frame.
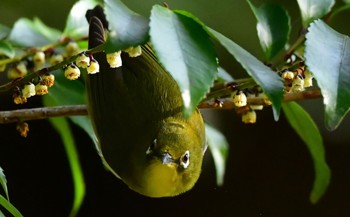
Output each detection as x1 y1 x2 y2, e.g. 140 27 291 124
0 89 322 124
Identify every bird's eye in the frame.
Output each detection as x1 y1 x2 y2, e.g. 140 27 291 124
180 151 190 169
146 139 157 155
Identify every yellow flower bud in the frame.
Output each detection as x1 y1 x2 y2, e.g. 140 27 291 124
303 70 313 88
87 59 100 74
124 46 142 57
64 64 80 80
281 70 294 80
13 92 27 104
76 53 90 68
233 91 247 107
250 105 264 110
65 41 80 57
33 51 45 69
17 122 30 138
22 83 36 98
242 110 257 124
49 54 64 66
290 76 305 92
8 62 27 79
106 51 122 68
35 84 48 95
41 74 55 87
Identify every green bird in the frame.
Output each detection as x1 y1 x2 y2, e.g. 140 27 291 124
85 6 206 197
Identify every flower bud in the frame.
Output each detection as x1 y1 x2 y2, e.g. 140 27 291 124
124 46 142 57
41 74 55 87
49 54 64 66
33 51 45 69
106 51 122 68
87 58 100 74
64 64 80 80
65 41 80 57
281 70 294 80
17 122 30 138
35 84 48 95
233 91 247 107
13 92 27 104
22 83 36 98
242 110 257 124
76 53 90 68
8 62 28 79
303 70 313 88
290 76 305 92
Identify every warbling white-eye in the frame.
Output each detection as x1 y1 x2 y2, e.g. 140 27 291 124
85 6 206 197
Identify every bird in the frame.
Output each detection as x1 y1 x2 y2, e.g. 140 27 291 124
85 6 206 197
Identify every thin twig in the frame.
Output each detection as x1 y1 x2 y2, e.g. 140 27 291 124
0 89 322 124
0 105 88 124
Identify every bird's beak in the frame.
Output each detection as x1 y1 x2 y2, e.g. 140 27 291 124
160 152 174 165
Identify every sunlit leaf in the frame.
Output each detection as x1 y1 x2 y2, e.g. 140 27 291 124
282 102 331 203
150 6 218 117
9 18 61 47
248 1 290 60
104 0 149 52
205 124 229 186
0 41 15 58
296 0 335 26
63 0 99 39
208 28 284 120
0 167 8 200
305 19 350 130
0 194 23 217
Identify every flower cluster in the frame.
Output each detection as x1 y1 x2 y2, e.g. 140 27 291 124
281 63 314 93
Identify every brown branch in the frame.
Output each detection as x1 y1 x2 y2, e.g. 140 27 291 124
0 105 88 124
0 89 322 124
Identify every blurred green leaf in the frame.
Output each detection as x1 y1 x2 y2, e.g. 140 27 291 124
0 194 23 217
63 0 99 39
296 0 335 26
0 41 15 58
0 167 8 200
104 0 149 52
0 24 10 41
305 19 350 130
0 210 4 217
217 66 234 82
43 72 88 217
205 124 229 186
283 102 331 204
45 117 85 217
208 28 284 121
9 17 61 47
248 1 290 60
150 6 218 117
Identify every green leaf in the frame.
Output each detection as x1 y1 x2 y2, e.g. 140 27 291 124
217 66 234 82
205 124 229 186
208 28 284 120
296 0 335 26
0 41 15 58
282 102 331 204
305 19 350 130
247 1 290 60
0 24 10 40
104 0 149 52
9 17 61 47
63 0 99 39
43 72 87 217
0 194 23 217
150 6 218 117
0 167 8 200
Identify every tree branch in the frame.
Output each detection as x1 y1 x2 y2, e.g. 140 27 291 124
0 89 322 124
0 105 87 124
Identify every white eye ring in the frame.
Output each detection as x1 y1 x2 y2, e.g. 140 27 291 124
146 139 157 155
180 150 190 169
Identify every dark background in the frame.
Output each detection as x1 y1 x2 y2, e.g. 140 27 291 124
1 0 350 216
